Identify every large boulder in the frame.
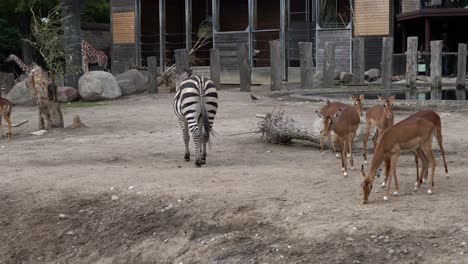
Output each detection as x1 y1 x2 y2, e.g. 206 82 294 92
333 71 341 81
57 86 79 103
339 72 353 84
78 71 121 101
365 69 381 82
4 81 36 106
116 69 148 96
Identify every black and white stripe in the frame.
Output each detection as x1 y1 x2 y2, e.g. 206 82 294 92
173 75 218 167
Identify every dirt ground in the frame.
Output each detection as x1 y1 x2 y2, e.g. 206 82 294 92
1 86 468 264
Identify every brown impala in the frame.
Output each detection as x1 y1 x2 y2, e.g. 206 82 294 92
360 110 448 204
0 98 13 139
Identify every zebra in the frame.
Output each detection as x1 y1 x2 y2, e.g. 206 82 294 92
173 75 218 167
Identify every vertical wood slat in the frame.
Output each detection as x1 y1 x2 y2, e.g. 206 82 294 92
159 0 166 72
298 42 314 89
456 43 467 100
352 38 365 84
210 49 221 88
270 40 282 91
238 43 251 92
323 42 336 88
406 37 418 99
381 37 393 90
430 40 443 100
147 56 158 94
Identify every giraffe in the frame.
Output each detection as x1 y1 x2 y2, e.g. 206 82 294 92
81 40 108 73
5 54 32 75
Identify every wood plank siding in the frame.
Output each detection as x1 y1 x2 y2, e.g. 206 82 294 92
214 32 249 70
354 0 390 36
402 0 420 13
111 0 136 74
316 29 351 72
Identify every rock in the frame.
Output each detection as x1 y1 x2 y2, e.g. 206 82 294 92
313 71 323 81
78 71 121 101
340 72 353 83
58 213 68 219
116 69 148 96
111 195 119 200
57 86 79 103
4 81 36 106
30 130 47 136
365 69 381 82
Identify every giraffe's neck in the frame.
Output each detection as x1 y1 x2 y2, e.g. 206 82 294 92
6 54 31 74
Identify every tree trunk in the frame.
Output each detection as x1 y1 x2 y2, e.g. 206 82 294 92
27 66 64 129
61 0 82 88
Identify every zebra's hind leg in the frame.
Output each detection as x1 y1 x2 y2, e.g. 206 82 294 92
201 128 208 165
179 120 190 161
191 126 203 167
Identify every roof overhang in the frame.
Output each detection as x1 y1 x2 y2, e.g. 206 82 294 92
396 8 468 22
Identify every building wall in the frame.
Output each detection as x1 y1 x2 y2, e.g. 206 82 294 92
401 0 420 13
354 0 390 36
316 29 351 72
110 0 136 74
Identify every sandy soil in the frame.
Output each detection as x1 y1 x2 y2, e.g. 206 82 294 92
1 87 468 264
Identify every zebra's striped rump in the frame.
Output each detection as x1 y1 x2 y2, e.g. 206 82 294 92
173 76 218 167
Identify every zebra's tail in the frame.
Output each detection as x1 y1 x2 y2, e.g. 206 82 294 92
200 94 214 145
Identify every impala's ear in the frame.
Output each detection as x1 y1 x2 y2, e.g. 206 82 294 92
360 94 365 100
361 164 366 178
349 94 356 100
378 95 384 101
326 99 330 105
315 110 323 118
388 95 395 105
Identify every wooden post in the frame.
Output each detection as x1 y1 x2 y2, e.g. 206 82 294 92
210 49 221 88
298 42 314 89
147 56 158 94
406 37 418 99
280 0 289 81
352 38 365 84
323 42 336 88
175 49 190 75
456 43 467 100
270 40 282 91
248 0 256 66
185 0 192 51
159 0 166 72
381 37 393 90
238 43 251 92
430 40 443 100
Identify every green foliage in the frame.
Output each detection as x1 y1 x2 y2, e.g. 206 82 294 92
82 0 110 24
0 19 20 61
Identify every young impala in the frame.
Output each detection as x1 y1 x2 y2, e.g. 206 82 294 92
360 110 448 204
316 94 364 155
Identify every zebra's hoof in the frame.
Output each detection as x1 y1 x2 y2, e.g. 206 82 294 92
184 154 190 161
201 159 206 165
195 162 202 168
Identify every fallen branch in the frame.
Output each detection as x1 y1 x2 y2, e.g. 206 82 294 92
2 120 29 127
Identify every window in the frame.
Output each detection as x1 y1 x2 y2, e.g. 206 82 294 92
318 0 351 28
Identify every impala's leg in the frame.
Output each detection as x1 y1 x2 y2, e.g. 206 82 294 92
414 150 420 189
340 138 347 176
382 156 391 188
422 143 436 194
2 112 12 140
363 123 372 163
328 130 338 156
179 120 190 161
0 113 3 139
416 148 429 190
348 133 355 169
384 153 399 200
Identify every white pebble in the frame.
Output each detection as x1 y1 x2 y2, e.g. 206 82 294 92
128 186 134 190
111 195 119 200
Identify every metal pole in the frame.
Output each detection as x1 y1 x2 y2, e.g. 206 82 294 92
159 0 166 72
185 0 192 51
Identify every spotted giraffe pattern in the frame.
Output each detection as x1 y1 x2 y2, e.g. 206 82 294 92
5 54 31 74
81 40 108 73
